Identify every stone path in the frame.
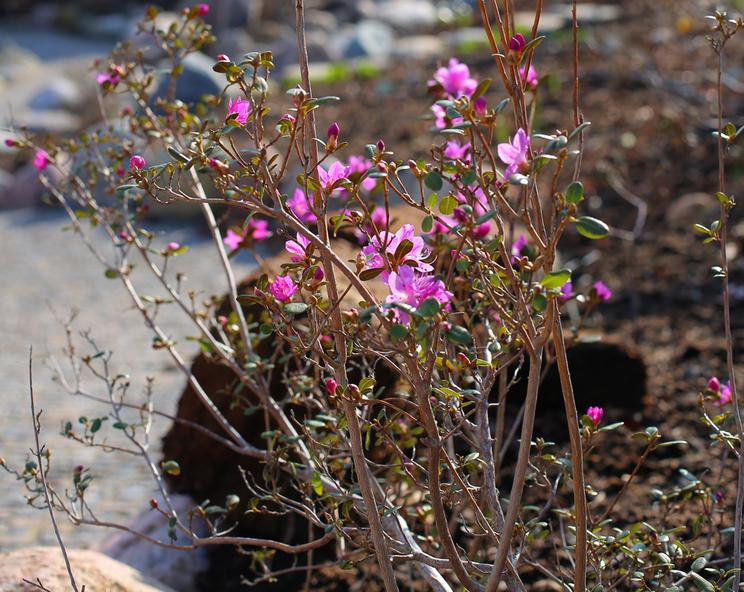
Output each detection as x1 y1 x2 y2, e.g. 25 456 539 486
0 207 255 550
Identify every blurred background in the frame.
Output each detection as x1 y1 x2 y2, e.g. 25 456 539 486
1 0 742 559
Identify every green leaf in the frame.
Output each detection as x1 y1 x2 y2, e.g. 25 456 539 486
389 324 408 341
541 269 571 289
566 181 584 204
445 325 472 345
360 267 385 281
417 298 441 318
569 121 591 139
532 294 547 311
461 170 477 185
688 572 714 592
167 146 190 163
162 460 181 476
90 418 102 433
104 268 120 279
424 171 443 191
422 215 433 233
311 471 324 496
575 216 609 239
112 422 128 430
284 302 309 315
471 78 491 100
439 195 458 216
359 377 376 393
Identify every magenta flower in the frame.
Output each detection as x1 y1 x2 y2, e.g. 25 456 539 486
269 276 297 302
508 33 527 52
227 97 251 125
287 188 317 223
347 155 376 192
511 234 528 262
443 141 471 163
559 281 573 302
361 224 432 277
224 229 244 251
431 103 463 129
96 72 120 86
709 377 733 406
498 128 530 179
129 154 146 170
4 138 14 147
385 266 453 324
519 64 538 89
431 58 478 98
324 378 338 396
167 242 181 251
197 3 209 16
473 96 487 117
370 207 389 230
593 281 612 302
285 232 312 262
33 150 50 172
317 161 349 194
586 406 604 425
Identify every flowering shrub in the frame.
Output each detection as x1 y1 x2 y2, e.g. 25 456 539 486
6 2 744 592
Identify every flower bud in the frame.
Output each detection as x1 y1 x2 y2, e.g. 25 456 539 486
216 53 230 62
167 242 180 251
508 33 526 52
150 498 159 509
327 121 340 141
129 154 146 170
708 376 721 392
313 267 324 281
325 378 338 396
376 138 385 152
197 3 209 16
4 138 15 147
473 96 487 117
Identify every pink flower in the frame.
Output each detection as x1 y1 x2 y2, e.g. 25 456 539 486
511 234 528 261
473 96 487 117
96 72 120 86
709 377 733 406
167 241 181 251
443 141 471 162
559 281 573 302
287 188 317 223
33 150 50 171
324 378 338 396
431 58 478 98
197 3 209 16
224 229 244 251
285 232 311 262
593 281 612 302
370 207 389 230
431 103 463 129
129 154 146 170
216 53 230 62
385 266 453 324
227 97 251 125
498 128 530 179
317 161 349 194
269 276 297 302
224 219 271 251
520 64 538 89
347 155 376 192
361 224 432 277
586 406 604 425
508 33 526 52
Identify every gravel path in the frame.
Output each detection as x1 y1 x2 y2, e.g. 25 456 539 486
0 207 256 550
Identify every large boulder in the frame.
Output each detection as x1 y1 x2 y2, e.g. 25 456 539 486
0 547 175 592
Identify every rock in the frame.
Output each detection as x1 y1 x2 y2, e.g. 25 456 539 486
0 547 176 592
342 20 395 60
304 9 339 34
392 34 445 60
0 43 42 83
0 162 64 209
362 0 439 32
97 493 209 592
154 51 225 105
28 77 82 111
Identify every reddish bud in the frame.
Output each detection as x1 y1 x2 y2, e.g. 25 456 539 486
4 138 14 147
313 267 324 281
376 138 385 152
129 154 146 170
708 376 721 392
327 121 340 141
150 498 159 509
325 378 338 396
197 3 209 16
216 53 230 63
508 33 526 52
